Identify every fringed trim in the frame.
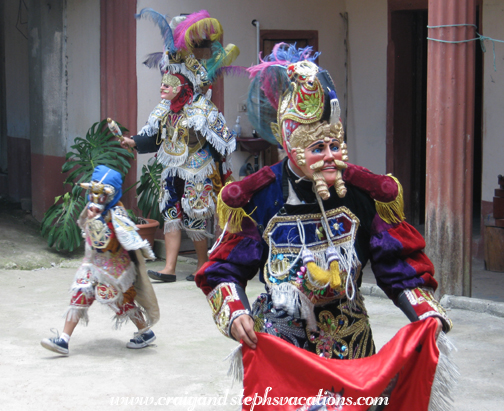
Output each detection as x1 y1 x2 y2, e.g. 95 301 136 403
375 175 405 224
140 246 156 261
138 100 171 135
113 306 146 330
186 228 214 241
428 332 459 411
185 102 236 156
225 344 244 385
216 188 256 233
75 258 136 295
270 282 317 331
158 188 172 214
156 143 188 169
162 159 216 183
164 219 184 234
301 244 359 302
65 306 89 326
111 211 152 252
181 196 215 219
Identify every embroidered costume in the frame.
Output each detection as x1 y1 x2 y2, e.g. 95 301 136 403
195 44 452 361
132 9 238 241
68 166 159 329
40 166 159 355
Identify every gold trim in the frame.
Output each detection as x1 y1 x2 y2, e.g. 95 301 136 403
262 206 360 254
374 175 405 224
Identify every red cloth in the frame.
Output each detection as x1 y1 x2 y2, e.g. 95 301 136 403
241 318 439 411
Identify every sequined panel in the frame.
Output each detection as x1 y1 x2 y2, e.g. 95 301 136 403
263 206 362 306
263 207 359 254
183 178 215 213
70 290 94 307
207 282 245 337
95 282 120 303
93 249 131 280
251 293 308 348
306 297 375 360
183 215 207 231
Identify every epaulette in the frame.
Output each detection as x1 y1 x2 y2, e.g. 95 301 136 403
217 166 276 233
342 163 405 224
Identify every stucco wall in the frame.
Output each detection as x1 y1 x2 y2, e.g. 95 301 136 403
345 0 388 174
66 0 100 152
482 0 504 202
135 0 347 177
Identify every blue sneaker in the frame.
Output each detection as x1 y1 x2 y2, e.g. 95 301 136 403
126 329 156 349
41 330 69 355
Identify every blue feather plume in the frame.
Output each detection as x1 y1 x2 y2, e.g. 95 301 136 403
143 52 164 69
135 8 176 54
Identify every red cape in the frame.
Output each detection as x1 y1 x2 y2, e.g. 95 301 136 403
241 318 441 411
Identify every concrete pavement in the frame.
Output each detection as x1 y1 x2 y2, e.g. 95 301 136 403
1 205 504 410
1 256 504 411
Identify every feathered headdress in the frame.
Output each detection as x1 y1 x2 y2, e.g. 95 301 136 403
136 8 244 91
246 43 341 148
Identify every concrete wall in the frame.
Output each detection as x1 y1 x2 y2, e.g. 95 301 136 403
482 0 504 203
1 0 31 200
4 0 30 140
27 0 101 219
28 0 99 157
135 0 347 177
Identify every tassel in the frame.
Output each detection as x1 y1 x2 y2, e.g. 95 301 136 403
225 344 244 385
375 175 406 224
303 248 342 289
161 125 167 140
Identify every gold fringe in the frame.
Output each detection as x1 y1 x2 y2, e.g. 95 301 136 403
374 175 406 224
216 187 256 233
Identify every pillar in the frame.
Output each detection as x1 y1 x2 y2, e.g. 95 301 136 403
425 0 476 296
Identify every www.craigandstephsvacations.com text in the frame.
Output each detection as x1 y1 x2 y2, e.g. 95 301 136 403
110 387 389 410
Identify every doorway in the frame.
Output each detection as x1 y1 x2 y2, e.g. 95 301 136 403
387 6 483 227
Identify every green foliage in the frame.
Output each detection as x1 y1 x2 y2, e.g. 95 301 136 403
136 157 164 227
40 193 86 253
40 120 134 252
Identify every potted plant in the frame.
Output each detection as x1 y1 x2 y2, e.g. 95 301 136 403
126 156 164 250
41 120 162 253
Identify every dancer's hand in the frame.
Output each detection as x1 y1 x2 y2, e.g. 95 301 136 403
231 315 257 349
87 207 101 220
120 136 136 150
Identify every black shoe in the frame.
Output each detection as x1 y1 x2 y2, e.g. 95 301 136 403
41 329 69 355
148 270 176 282
186 274 195 281
126 329 156 349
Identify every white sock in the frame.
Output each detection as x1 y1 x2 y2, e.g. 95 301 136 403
61 333 70 343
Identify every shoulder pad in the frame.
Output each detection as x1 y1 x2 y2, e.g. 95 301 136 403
217 166 276 233
221 166 276 208
343 163 405 224
342 163 398 202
